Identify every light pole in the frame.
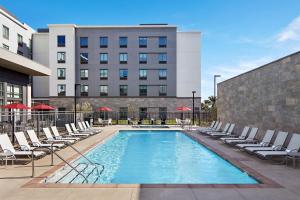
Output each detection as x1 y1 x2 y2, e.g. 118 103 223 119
214 75 221 98
192 91 196 125
74 84 81 122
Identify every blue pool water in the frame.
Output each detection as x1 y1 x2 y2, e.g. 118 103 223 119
53 130 258 184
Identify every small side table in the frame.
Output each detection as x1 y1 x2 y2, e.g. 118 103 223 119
286 152 300 168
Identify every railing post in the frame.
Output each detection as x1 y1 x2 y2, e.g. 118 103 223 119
51 144 54 166
31 150 35 177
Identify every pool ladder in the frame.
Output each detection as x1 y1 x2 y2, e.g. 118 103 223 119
31 142 105 184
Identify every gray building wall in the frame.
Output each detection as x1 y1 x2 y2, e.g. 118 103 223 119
217 51 300 140
75 27 177 97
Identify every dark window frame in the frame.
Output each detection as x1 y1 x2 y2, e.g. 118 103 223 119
57 52 66 63
159 85 167 96
99 85 108 96
119 85 128 96
2 25 9 40
139 53 147 64
99 69 108 80
80 53 88 64
17 34 23 47
139 37 148 48
119 53 128 64
159 36 167 48
57 35 65 47
139 85 147 96
80 69 89 80
99 37 108 48
57 84 66 96
159 69 167 80
100 53 108 64
80 37 88 48
80 85 89 96
139 69 147 80
119 37 128 48
158 53 167 64
119 69 128 80
57 68 66 80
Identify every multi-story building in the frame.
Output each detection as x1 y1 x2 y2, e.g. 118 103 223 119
0 7 50 114
32 24 201 116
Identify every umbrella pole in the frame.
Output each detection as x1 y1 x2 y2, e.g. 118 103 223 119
12 110 15 144
37 111 40 138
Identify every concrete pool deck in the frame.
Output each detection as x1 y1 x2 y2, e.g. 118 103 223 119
0 126 300 200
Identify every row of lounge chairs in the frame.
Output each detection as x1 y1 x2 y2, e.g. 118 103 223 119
199 121 300 162
0 121 101 166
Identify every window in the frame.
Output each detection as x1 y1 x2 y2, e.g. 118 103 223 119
139 107 147 120
159 85 167 96
57 68 66 80
100 69 108 80
119 37 127 48
120 85 128 96
57 84 66 96
2 25 9 39
119 107 128 120
159 69 167 80
17 50 23 56
100 37 108 48
119 69 128 80
57 52 66 63
2 44 9 50
0 82 4 97
159 107 167 120
57 35 65 47
158 53 167 64
80 53 88 64
139 85 147 96
100 53 108 64
139 69 147 80
17 34 23 47
139 53 147 64
100 85 108 96
7 84 22 98
159 36 167 48
80 37 88 48
139 37 147 48
119 53 128 64
80 69 88 80
80 85 88 96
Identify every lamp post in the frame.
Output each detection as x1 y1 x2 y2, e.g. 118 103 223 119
74 84 81 122
214 75 221 98
192 91 196 125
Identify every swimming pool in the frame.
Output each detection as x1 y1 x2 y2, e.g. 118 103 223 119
46 130 258 184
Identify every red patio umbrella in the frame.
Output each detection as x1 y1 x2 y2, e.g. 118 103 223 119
176 106 191 111
2 103 31 110
97 107 112 111
31 104 55 110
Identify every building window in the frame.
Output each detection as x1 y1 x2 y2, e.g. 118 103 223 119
80 69 88 80
120 85 128 96
159 69 167 80
139 69 147 80
158 53 167 64
80 85 88 96
99 69 108 80
159 85 167 96
57 52 66 63
139 85 147 96
57 68 66 80
17 34 23 47
119 69 128 80
17 51 23 56
2 25 9 39
100 37 108 48
100 85 108 96
57 35 65 47
57 84 66 96
7 84 22 99
139 107 147 120
119 53 128 64
0 82 3 97
100 53 108 64
119 37 127 48
119 107 128 120
139 37 147 48
139 53 147 64
80 53 88 64
80 37 88 48
159 36 167 48
2 44 9 50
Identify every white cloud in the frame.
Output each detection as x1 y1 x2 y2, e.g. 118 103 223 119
277 16 300 42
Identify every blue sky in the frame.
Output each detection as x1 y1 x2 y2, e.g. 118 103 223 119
2 0 300 100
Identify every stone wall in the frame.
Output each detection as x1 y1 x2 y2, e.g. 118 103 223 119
217 51 300 140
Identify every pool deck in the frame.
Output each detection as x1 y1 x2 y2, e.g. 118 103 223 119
0 126 300 200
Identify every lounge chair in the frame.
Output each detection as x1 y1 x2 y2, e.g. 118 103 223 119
43 128 75 144
81 121 101 134
70 123 91 135
78 122 97 135
225 127 258 145
236 130 275 148
245 131 288 153
65 124 89 137
50 126 80 141
15 131 56 151
202 122 222 134
207 123 230 135
255 134 300 158
211 124 235 137
0 134 45 166
27 130 65 149
220 126 250 142
107 118 113 126
85 121 102 132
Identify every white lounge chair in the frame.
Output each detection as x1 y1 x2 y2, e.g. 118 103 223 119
80 121 100 134
65 124 89 137
245 131 288 153
15 131 56 151
202 122 222 134
84 121 101 133
0 134 45 166
50 126 80 141
225 127 258 145
211 124 235 137
43 128 75 144
107 118 113 126
236 130 275 148
220 126 250 142
255 134 300 158
27 130 65 149
207 123 230 135
70 123 91 135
